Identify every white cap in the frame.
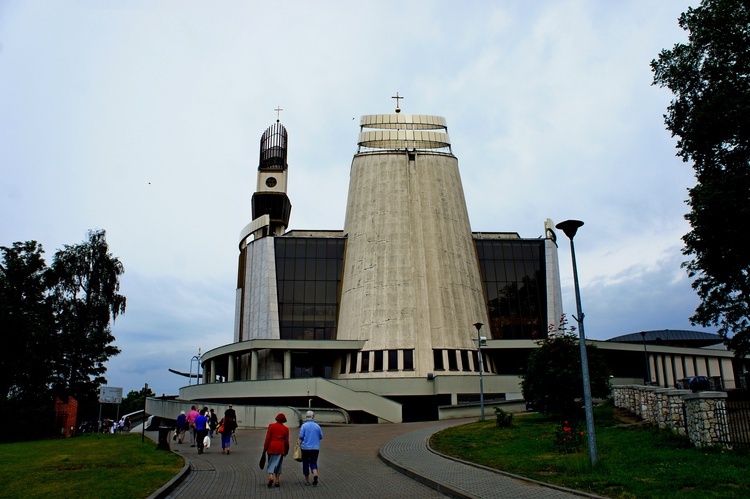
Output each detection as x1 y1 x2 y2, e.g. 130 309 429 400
305 410 314 420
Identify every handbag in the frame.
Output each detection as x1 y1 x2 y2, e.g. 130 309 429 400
259 452 266 469
293 440 303 462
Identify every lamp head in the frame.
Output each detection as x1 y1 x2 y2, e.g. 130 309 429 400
555 219 584 240
473 322 483 331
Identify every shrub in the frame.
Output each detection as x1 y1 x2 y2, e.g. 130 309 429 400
553 420 584 454
494 407 513 428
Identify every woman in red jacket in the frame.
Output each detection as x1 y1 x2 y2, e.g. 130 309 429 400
262 413 290 488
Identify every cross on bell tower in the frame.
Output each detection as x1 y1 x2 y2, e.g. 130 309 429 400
392 92 404 114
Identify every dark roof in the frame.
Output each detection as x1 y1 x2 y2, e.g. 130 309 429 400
607 329 724 348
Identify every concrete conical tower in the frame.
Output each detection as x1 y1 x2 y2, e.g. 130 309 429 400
336 111 489 379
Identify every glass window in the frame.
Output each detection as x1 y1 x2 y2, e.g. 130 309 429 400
447 350 458 371
471 350 480 372
475 238 547 341
348 353 357 373
361 351 370 372
373 351 383 371
276 237 345 342
475 241 486 259
403 350 414 371
433 350 444 370
340 355 347 374
388 350 399 371
315 259 326 280
305 240 316 258
460 350 471 371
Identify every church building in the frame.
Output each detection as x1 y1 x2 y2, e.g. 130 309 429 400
148 104 737 424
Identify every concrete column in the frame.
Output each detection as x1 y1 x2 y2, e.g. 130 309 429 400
227 355 235 382
210 359 216 383
250 351 259 381
284 350 292 379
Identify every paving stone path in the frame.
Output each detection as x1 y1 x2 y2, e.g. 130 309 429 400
151 419 599 499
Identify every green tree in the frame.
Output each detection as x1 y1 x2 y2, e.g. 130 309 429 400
0 242 55 401
0 242 57 439
651 0 750 356
47 230 126 404
521 316 610 422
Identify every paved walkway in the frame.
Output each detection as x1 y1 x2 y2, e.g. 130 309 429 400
149 420 600 499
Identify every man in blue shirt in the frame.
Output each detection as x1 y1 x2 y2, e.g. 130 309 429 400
298 410 323 486
195 409 209 454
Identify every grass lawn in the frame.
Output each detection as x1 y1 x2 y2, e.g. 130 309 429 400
430 405 750 498
0 433 184 499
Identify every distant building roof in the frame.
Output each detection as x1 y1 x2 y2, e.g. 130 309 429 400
607 329 725 348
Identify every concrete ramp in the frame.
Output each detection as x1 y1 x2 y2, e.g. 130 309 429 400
312 378 402 423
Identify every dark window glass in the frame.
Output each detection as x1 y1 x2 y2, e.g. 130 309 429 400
475 241 486 259
447 350 458 371
433 350 444 370
340 355 347 374
388 350 399 371
361 352 370 372
349 353 357 373
460 350 471 371
475 238 547 341
315 259 326 280
275 238 345 341
373 351 384 371
306 241 317 258
471 350 480 372
280 326 292 340
294 239 306 258
403 350 414 371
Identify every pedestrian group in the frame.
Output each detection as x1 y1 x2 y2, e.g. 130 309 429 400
174 405 323 489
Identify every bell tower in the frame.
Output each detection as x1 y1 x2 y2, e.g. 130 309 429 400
251 108 292 236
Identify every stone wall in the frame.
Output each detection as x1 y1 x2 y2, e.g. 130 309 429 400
613 385 730 448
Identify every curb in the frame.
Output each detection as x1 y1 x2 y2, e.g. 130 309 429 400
148 460 190 499
424 443 605 499
377 451 473 499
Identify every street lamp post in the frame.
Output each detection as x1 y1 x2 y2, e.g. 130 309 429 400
640 331 652 385
473 322 485 422
189 348 202 386
555 219 598 466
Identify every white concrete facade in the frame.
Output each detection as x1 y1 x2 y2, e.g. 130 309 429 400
336 113 489 379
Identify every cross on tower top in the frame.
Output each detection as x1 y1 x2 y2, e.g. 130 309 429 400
274 106 283 122
391 92 404 114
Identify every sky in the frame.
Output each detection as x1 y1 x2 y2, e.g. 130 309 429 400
1 0 706 396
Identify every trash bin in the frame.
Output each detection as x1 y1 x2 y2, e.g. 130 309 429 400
157 426 172 451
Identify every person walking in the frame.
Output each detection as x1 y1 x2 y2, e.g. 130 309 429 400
218 416 233 454
174 411 188 444
299 410 323 486
224 404 237 441
195 409 209 454
262 413 289 488
186 405 200 447
209 408 218 437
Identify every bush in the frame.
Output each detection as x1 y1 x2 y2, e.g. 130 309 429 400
553 420 584 454
494 407 513 428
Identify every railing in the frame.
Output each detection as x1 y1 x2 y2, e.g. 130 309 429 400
726 399 750 449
